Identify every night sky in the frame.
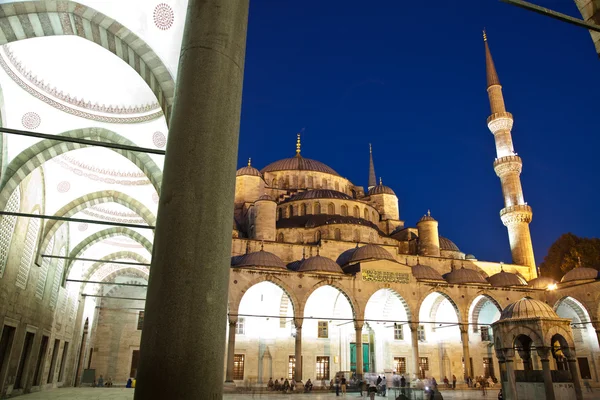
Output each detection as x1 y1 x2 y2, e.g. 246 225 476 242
236 0 600 266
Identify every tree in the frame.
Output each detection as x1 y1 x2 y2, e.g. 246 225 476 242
539 233 600 280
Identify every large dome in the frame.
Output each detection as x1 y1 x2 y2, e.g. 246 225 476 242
500 297 558 320
298 255 343 274
349 244 395 264
232 250 286 269
283 189 352 202
444 267 488 284
261 155 339 176
488 271 527 287
561 267 599 283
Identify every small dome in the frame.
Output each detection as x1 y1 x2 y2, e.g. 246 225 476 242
284 189 353 202
261 155 339 176
231 255 245 265
298 255 343 274
561 267 599 283
234 250 286 269
336 247 357 266
368 184 395 196
465 254 477 260
500 297 558 320
349 244 395 264
418 210 436 223
444 267 488 285
256 194 275 202
528 276 558 290
488 271 527 287
439 236 460 252
236 165 262 177
412 264 445 281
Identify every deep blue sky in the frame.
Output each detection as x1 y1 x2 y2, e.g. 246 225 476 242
237 0 600 266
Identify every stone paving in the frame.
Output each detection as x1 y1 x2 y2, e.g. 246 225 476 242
11 387 599 399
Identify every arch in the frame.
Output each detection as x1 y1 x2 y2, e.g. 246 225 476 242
502 325 544 350
301 281 359 321
341 204 348 216
334 228 341 240
277 208 283 220
288 205 294 218
553 296 592 324
300 203 307 216
363 287 412 321
0 128 162 211
327 203 335 215
363 208 369 220
314 202 321 214
0 1 174 119
230 275 300 319
81 251 150 283
468 294 502 332
546 325 576 350
416 289 462 323
84 265 149 294
277 232 284 242
38 191 156 264
353 205 360 218
64 227 152 282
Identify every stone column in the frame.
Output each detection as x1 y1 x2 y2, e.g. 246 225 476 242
567 357 583 400
591 320 600 349
225 317 237 382
537 347 556 400
497 354 509 400
504 351 518 400
410 322 420 378
355 322 364 379
294 319 303 382
460 325 472 378
133 1 249 399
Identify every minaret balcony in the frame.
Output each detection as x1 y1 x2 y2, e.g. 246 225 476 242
493 155 522 177
487 112 513 134
500 204 533 225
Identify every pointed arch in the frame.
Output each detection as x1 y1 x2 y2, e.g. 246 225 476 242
416 289 462 323
0 128 162 211
468 294 502 332
553 296 592 324
84 264 149 294
362 287 413 321
301 280 359 320
64 227 152 283
0 1 174 119
230 274 300 319
82 251 150 283
38 191 156 264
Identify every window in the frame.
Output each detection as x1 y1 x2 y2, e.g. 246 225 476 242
353 206 360 218
334 229 341 240
315 231 321 243
57 342 69 382
480 326 491 341
483 357 495 379
393 357 406 375
300 203 307 216
233 354 245 380
318 321 328 338
363 208 369 220
277 233 284 242
137 311 145 330
288 356 296 379
288 205 294 217
316 356 330 380
314 203 321 214
278 208 283 220
372 211 377 222
16 210 41 289
417 325 426 342
236 318 245 335
394 324 404 340
335 182 339 191
0 188 20 278
341 205 348 216
327 203 335 214
418 357 429 379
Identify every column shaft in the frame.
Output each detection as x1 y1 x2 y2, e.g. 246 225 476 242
410 323 420 378
505 357 518 400
460 328 472 378
295 326 303 382
134 1 249 399
541 359 556 400
356 327 364 378
225 320 237 382
568 359 583 400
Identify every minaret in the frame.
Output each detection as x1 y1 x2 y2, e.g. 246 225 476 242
368 143 377 190
484 31 536 274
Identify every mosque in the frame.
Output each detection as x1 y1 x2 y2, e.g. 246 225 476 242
0 2 597 400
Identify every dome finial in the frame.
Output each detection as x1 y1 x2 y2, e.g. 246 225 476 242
316 246 320 256
296 132 301 156
483 29 487 42
379 177 382 185
248 157 252 167
427 209 431 217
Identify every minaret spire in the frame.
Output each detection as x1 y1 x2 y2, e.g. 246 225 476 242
484 32 536 277
296 133 301 156
368 143 377 190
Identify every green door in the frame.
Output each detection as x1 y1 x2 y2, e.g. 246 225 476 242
350 343 370 372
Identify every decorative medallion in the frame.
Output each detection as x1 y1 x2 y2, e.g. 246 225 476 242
57 181 71 193
152 192 159 204
154 3 174 30
21 112 41 130
152 131 167 148
78 223 88 232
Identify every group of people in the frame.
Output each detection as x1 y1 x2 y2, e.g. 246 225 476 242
267 377 296 393
441 375 457 389
93 375 113 387
466 375 496 391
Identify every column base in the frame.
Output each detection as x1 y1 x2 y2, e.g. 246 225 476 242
223 381 237 392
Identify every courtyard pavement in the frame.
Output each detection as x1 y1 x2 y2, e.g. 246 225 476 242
10 387 599 399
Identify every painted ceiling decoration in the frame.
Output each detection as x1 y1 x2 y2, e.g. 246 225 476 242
51 156 151 187
0 45 164 124
81 206 147 225
21 111 41 129
154 3 175 30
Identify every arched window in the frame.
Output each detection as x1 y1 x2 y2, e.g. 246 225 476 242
334 229 341 240
292 176 298 188
49 247 66 310
322 178 327 189
353 206 360 218
327 203 335 214
353 230 360 242
284 175 290 188
363 208 369 220
278 177 285 188
341 204 348 216
315 231 321 242
308 176 314 188
272 178 277 187
372 211 377 222
335 181 339 191
277 233 284 242
288 205 294 218
16 209 41 290
0 188 20 278
314 203 321 214
298 176 305 188
35 237 55 300
278 208 283 220
300 203 307 216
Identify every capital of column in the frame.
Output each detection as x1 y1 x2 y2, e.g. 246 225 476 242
228 316 238 326
294 318 303 330
354 320 364 331
409 321 420 332
536 347 552 361
459 324 470 336
500 204 533 225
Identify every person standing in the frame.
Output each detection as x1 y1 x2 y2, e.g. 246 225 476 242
452 374 456 390
335 376 340 396
341 376 347 395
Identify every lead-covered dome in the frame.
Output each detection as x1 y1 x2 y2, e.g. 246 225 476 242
261 155 339 176
488 270 527 287
500 297 558 320
368 184 395 196
349 244 395 264
444 267 488 284
336 247 357 266
561 267 599 283
439 236 460 252
528 276 558 290
298 255 343 273
256 194 275 202
233 250 286 269
284 189 352 202
236 165 261 177
412 264 445 281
